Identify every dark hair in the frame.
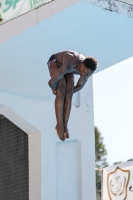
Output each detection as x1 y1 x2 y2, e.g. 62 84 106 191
83 57 97 71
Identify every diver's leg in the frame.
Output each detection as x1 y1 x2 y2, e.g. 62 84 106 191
63 73 74 138
48 61 66 141
55 78 66 141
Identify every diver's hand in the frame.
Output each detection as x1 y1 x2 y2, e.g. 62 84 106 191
48 80 57 92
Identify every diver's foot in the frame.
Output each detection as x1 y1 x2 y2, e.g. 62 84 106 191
64 127 69 139
55 125 65 141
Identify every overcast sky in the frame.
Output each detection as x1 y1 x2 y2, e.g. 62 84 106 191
93 57 133 166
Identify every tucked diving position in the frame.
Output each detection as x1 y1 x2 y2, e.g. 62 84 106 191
48 50 97 141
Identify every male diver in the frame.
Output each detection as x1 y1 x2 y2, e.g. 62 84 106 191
48 50 97 141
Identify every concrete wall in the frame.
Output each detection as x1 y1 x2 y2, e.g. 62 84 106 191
0 104 41 200
0 76 96 200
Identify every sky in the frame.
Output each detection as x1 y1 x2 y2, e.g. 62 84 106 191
93 57 133 166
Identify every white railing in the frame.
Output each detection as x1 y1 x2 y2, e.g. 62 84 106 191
0 0 53 24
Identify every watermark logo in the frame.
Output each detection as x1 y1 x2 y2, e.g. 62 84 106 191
0 0 22 23
0 2 2 21
3 0 21 13
30 0 45 10
107 167 130 200
0 0 52 24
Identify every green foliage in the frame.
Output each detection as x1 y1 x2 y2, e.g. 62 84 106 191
127 158 133 162
95 127 108 169
95 126 108 200
113 158 133 165
96 170 102 200
113 161 122 165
